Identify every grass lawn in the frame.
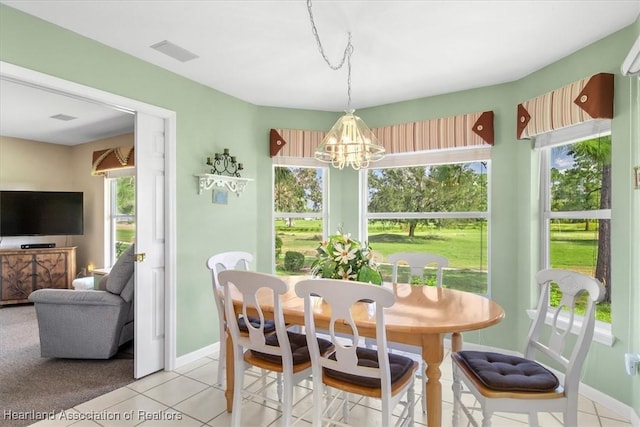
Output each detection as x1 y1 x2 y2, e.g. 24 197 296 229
116 223 135 243
275 219 610 323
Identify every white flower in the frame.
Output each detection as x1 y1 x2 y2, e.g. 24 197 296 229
333 242 357 264
337 265 356 280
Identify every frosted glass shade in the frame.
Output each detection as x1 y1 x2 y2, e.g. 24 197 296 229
314 111 385 170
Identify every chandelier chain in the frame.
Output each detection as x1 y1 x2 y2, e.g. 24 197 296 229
307 0 353 110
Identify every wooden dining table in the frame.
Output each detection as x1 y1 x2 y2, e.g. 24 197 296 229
225 276 505 427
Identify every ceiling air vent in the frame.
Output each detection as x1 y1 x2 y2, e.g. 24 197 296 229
150 40 199 62
50 114 77 121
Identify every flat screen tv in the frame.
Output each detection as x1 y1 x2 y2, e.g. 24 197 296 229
0 191 84 236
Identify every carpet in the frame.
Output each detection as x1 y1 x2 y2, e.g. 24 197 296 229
0 304 134 427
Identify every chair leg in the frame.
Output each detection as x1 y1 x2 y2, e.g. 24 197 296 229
528 412 539 427
217 324 227 386
280 371 293 427
276 372 283 402
342 392 349 423
564 396 578 427
407 379 416 427
452 363 461 427
481 409 492 427
312 379 323 427
231 348 244 427
421 361 427 413
381 394 392 427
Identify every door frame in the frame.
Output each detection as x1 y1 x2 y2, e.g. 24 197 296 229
0 61 178 371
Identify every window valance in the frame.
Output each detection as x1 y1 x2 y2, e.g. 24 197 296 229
516 73 613 140
270 110 494 158
91 146 135 176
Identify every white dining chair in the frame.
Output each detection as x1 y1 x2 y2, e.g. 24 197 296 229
384 251 449 413
387 252 448 286
295 278 418 427
206 251 272 386
451 268 605 427
220 270 333 427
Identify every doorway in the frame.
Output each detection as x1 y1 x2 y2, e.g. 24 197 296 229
0 61 177 375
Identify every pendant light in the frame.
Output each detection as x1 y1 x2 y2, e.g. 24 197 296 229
307 0 385 170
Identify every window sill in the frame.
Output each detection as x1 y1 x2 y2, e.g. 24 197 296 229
525 309 615 347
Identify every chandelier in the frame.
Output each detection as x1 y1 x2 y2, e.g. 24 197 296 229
307 0 385 170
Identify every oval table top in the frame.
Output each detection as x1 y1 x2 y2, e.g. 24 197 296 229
232 275 505 335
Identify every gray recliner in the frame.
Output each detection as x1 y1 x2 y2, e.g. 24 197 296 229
29 245 135 359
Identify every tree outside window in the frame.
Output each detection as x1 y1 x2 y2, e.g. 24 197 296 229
366 161 489 294
544 134 611 323
273 166 325 275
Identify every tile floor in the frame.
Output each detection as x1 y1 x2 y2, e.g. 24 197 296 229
30 350 632 427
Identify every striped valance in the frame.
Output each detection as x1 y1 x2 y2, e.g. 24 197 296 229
270 110 493 158
516 73 613 140
91 146 135 176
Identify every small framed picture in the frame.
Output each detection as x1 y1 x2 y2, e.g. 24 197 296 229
634 166 640 190
213 189 228 204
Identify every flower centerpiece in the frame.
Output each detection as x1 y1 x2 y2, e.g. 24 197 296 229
311 231 382 285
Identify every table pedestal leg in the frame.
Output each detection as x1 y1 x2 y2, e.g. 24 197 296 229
225 331 234 412
422 333 444 426
451 332 463 352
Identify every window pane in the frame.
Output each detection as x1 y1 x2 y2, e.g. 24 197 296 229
111 176 135 263
115 176 136 216
366 161 488 294
367 218 488 294
550 137 611 212
275 218 322 275
273 166 325 275
115 217 135 257
548 218 610 323
274 167 323 213
543 134 611 324
368 162 487 213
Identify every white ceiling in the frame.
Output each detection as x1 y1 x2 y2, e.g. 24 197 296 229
1 0 639 144
0 79 134 145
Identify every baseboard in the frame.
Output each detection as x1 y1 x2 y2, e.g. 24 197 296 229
630 407 640 427
174 342 219 370
578 381 634 422
445 340 634 421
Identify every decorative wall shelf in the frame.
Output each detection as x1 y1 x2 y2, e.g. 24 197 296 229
195 174 253 196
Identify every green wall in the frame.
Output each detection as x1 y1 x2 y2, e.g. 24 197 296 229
1 4 638 415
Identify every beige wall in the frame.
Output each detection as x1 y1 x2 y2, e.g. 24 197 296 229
0 133 134 274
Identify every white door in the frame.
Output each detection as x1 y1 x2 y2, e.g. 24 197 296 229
134 112 166 378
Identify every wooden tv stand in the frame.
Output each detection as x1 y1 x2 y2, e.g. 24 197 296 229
0 246 76 306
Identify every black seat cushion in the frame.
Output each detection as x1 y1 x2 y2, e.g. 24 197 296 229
457 351 559 392
237 315 276 334
324 347 414 388
250 331 333 365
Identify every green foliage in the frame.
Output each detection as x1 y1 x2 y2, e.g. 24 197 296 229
116 176 135 215
311 231 382 285
284 251 305 272
115 241 132 258
367 163 487 235
549 283 611 323
550 136 611 213
274 166 322 215
275 236 283 260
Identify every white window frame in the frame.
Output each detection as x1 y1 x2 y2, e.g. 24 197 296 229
271 157 329 273
361 146 492 296
535 120 613 346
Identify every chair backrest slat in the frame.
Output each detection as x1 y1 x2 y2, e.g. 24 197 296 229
296 279 396 387
206 251 253 319
219 270 291 360
525 269 605 393
387 252 448 286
